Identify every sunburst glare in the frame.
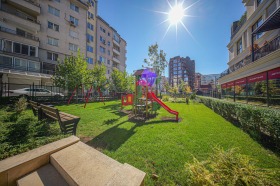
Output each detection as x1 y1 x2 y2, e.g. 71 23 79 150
154 0 200 40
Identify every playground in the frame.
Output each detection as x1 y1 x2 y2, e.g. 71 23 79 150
56 100 280 185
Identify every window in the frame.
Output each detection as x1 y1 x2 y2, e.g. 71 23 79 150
88 0 94 7
69 30 78 38
87 45 93 53
107 59 110 65
14 58 27 70
69 43 78 51
30 46 36 57
252 17 263 41
0 55 12 67
22 44 28 55
100 36 105 44
70 16 79 26
28 61 40 71
87 57 93 64
267 1 277 18
54 0 60 2
100 46 105 53
87 23 94 31
14 42 21 53
100 26 105 33
87 34 94 42
48 21 59 32
48 6 60 17
16 28 26 37
108 50 110 56
88 12 94 19
108 41 111 46
99 56 105 63
3 40 12 52
47 52 58 61
48 37 59 46
107 69 110 74
237 38 242 55
257 0 263 7
108 32 110 37
70 3 79 12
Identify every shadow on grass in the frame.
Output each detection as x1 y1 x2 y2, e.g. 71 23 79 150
87 117 176 152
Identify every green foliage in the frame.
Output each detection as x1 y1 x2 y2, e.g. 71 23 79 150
53 50 89 90
89 63 108 90
162 95 170 102
190 93 196 100
144 43 168 94
0 109 66 160
186 147 278 185
110 69 135 93
198 96 280 152
15 97 27 113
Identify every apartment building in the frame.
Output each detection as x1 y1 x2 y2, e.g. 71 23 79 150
169 56 195 90
219 0 280 100
97 16 127 79
194 73 201 90
0 0 127 86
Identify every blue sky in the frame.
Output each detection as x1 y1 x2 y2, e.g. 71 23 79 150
98 0 246 76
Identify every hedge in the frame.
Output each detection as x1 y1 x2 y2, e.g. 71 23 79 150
198 96 280 153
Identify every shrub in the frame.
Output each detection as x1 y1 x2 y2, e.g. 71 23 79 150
162 95 170 102
185 147 278 185
15 97 27 113
198 96 280 153
190 93 196 100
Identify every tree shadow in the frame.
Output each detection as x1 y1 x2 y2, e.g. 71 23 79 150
87 117 178 152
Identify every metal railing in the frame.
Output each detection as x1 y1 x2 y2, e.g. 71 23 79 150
221 36 280 78
0 26 39 41
0 63 55 75
0 7 40 24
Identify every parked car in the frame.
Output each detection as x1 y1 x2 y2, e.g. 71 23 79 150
2 88 64 97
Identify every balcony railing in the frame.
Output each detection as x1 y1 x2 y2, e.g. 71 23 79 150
231 18 246 39
221 36 280 78
23 0 40 7
0 7 40 24
0 63 55 75
0 26 39 41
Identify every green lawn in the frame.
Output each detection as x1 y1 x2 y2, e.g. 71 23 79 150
57 101 280 185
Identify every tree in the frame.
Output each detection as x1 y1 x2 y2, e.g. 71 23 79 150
163 81 171 93
89 63 107 90
144 43 167 96
110 69 135 93
53 50 88 90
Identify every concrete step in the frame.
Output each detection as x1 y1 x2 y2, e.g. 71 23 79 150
50 141 125 185
17 164 68 186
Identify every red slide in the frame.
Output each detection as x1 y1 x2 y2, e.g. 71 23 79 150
148 92 179 121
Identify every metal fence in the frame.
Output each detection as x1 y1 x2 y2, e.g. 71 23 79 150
0 83 117 104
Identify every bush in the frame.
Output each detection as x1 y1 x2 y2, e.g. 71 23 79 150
185 147 279 185
162 95 170 102
190 93 196 100
198 96 280 153
15 97 27 113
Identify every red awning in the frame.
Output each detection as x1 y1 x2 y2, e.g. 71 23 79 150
221 84 227 89
248 72 266 83
268 67 280 80
227 81 234 87
235 78 246 85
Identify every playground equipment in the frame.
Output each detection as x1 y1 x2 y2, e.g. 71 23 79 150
121 69 179 121
68 83 105 108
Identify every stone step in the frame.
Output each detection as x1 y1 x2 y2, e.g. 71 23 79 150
50 141 145 186
17 164 68 186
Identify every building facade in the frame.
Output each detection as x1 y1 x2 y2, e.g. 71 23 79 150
0 0 126 86
219 0 280 105
169 56 195 90
194 73 201 90
97 16 126 79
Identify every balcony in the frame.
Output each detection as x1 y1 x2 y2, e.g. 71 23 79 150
113 48 120 55
113 39 120 47
7 0 40 15
231 12 246 39
220 36 280 78
113 56 120 64
0 7 40 32
0 63 55 76
0 26 39 42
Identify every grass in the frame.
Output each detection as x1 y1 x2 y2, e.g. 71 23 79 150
57 101 280 185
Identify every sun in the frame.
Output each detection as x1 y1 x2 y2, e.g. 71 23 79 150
168 4 185 25
153 0 200 40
